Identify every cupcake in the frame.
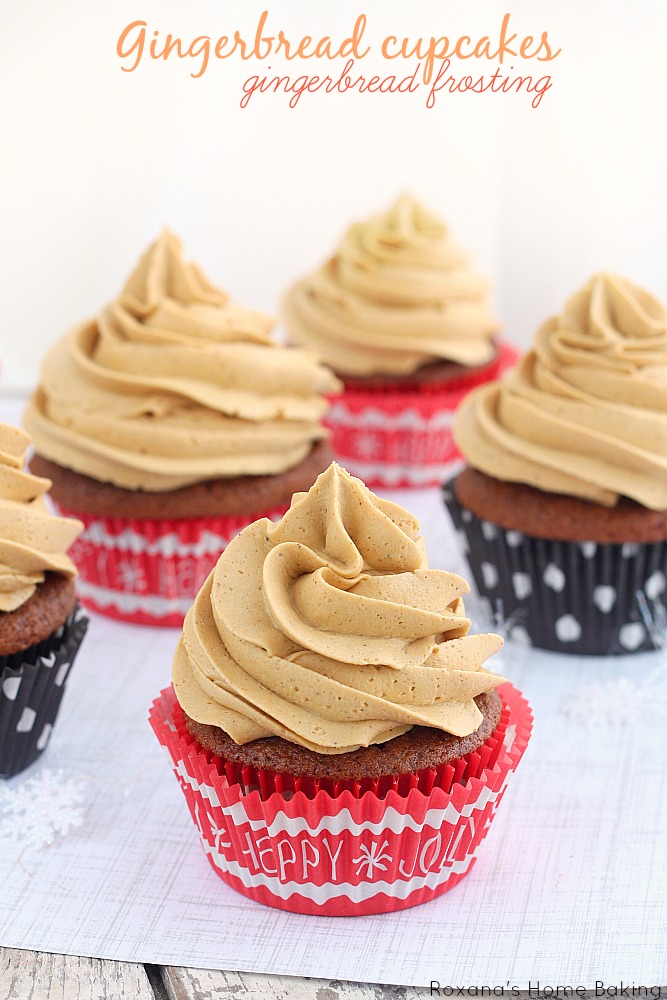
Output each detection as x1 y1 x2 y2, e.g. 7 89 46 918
445 273 667 655
0 423 88 779
282 195 518 488
24 229 341 627
150 464 532 915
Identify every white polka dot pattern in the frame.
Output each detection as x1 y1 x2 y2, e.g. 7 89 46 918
543 563 566 593
442 479 667 656
593 585 617 614
481 562 499 589
512 573 533 600
0 606 88 779
554 615 582 643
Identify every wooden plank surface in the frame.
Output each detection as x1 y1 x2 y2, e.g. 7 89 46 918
0 948 156 1000
161 967 432 999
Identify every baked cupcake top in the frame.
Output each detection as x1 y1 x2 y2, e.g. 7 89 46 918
454 273 667 510
0 423 82 612
24 230 341 492
173 463 505 754
282 194 499 377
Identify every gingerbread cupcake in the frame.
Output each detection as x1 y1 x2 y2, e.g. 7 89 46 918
24 230 341 626
445 273 667 655
150 464 532 915
0 423 88 779
282 195 518 487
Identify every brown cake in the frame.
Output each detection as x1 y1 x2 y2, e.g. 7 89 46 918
0 574 77 658
454 467 667 545
184 691 502 780
30 440 332 520
340 352 500 393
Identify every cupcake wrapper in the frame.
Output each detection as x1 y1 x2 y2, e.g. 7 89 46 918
52 505 289 627
0 605 89 779
444 481 667 655
149 683 532 916
325 342 519 489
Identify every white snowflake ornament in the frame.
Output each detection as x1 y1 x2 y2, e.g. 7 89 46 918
0 770 88 851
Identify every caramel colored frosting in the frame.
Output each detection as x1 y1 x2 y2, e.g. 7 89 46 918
282 194 499 377
24 230 341 492
0 424 82 612
173 464 505 753
455 273 667 510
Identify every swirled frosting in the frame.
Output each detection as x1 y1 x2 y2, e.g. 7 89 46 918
455 273 667 509
0 424 82 612
282 194 499 377
173 464 505 753
24 230 341 492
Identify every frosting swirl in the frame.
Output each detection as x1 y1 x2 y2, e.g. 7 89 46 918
173 464 505 753
282 194 499 376
0 424 82 612
25 230 341 492
454 273 667 509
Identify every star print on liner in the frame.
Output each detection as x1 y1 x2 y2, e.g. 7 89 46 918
353 840 392 878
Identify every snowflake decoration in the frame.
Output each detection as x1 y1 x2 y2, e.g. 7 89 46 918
353 839 392 878
352 430 384 461
208 820 231 853
562 591 667 727
0 770 88 851
193 801 231 852
116 558 147 593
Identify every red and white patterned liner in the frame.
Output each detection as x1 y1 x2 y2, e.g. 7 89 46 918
325 342 520 488
53 504 289 627
149 682 532 916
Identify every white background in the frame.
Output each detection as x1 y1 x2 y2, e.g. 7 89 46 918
2 0 667 389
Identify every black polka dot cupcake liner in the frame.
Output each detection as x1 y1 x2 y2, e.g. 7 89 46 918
0 605 89 779
443 481 667 656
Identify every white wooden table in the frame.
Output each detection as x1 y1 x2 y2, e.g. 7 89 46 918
1 949 437 998
7 951 660 999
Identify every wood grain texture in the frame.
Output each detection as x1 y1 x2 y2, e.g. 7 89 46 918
0 948 156 1000
161 967 432 999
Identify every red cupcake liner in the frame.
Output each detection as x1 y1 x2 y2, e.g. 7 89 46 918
149 682 532 916
325 341 519 488
52 504 289 627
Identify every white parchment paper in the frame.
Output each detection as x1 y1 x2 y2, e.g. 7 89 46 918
1 399 665 987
